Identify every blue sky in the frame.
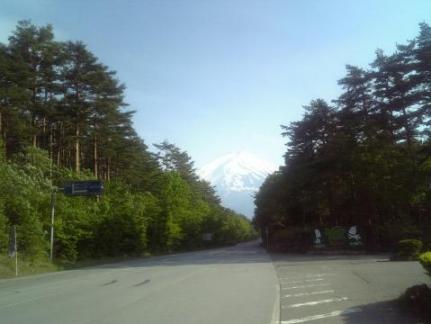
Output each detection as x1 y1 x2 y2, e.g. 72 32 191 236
1 0 431 167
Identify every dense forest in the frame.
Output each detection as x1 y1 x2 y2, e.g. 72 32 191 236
255 23 431 250
0 21 256 268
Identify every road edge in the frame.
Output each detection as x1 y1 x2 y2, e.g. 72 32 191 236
271 281 280 324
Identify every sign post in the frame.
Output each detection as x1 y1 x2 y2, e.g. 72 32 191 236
15 228 17 277
49 180 103 261
50 189 56 261
8 225 17 276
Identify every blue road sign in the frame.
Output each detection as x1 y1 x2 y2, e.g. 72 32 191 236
63 180 104 196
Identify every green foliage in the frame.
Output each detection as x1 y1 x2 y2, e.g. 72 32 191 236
0 154 49 260
324 227 346 247
0 143 255 267
217 212 255 244
0 202 8 253
255 22 431 250
419 252 431 277
397 239 423 259
0 22 256 273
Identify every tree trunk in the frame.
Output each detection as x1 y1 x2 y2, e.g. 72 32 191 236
49 126 53 160
42 117 47 148
56 123 62 167
0 111 4 160
43 91 48 138
402 107 412 148
32 116 37 148
57 148 61 167
75 123 80 173
107 158 111 181
93 136 98 178
32 83 38 148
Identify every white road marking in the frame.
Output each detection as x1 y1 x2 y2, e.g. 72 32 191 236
282 283 330 290
280 308 362 323
282 290 334 298
280 278 324 284
284 297 348 308
279 273 335 280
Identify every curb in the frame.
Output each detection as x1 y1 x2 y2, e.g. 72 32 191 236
271 282 280 324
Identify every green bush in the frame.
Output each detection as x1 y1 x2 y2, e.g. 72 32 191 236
419 252 431 277
324 226 346 247
398 239 423 259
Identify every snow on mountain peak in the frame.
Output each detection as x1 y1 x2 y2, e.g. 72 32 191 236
198 151 277 217
199 151 276 191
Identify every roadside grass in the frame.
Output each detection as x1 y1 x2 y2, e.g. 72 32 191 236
0 241 245 280
0 255 59 279
0 253 152 279
60 254 151 270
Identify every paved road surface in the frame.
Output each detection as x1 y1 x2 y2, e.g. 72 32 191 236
0 241 279 324
272 253 429 324
1 243 429 324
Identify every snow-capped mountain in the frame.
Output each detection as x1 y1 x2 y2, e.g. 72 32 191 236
198 151 277 218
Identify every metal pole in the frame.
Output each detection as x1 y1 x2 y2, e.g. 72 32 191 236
50 189 56 261
14 226 18 277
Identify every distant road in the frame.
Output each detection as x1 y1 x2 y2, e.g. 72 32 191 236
0 241 279 324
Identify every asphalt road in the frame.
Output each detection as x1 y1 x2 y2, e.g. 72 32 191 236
1 244 429 324
271 253 429 324
0 241 279 324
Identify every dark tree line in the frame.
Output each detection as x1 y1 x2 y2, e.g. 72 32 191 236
255 23 431 249
0 21 255 269
0 21 141 180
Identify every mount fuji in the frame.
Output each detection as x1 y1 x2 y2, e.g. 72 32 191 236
198 151 277 218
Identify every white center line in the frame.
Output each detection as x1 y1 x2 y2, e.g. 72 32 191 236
282 283 330 290
282 290 334 298
281 308 362 324
284 297 348 308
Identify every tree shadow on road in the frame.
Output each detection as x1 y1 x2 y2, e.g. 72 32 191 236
90 241 273 269
340 299 425 324
270 252 390 263
88 246 393 271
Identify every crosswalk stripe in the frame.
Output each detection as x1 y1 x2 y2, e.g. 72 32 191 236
282 290 334 298
284 297 348 308
281 308 362 323
282 283 330 290
280 278 325 284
